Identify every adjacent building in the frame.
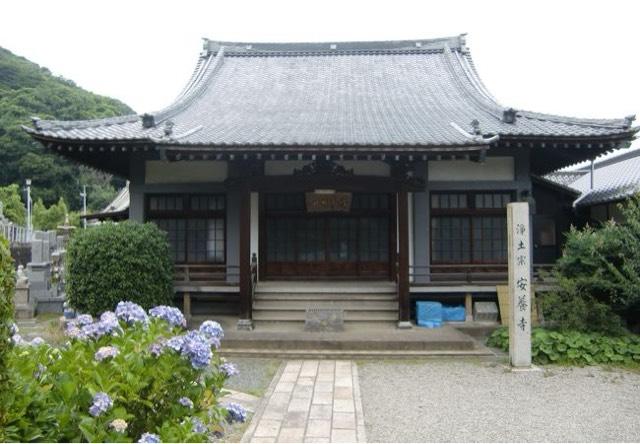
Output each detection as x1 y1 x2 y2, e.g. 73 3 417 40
25 35 637 328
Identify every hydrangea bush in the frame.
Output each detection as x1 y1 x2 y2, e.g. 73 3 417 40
4 301 246 442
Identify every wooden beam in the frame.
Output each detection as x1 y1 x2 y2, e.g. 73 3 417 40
397 190 411 327
237 186 253 329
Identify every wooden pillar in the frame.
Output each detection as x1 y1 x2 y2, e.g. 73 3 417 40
397 190 411 328
237 186 253 330
465 292 473 322
183 292 192 324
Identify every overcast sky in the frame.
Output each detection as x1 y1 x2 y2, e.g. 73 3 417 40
2 0 639 152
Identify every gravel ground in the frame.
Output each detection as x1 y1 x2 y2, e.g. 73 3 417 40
358 358 640 442
217 358 281 442
224 357 281 397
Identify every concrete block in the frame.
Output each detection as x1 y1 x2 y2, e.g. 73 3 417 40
473 301 499 323
305 308 344 332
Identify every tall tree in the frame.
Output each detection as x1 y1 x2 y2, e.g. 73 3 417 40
0 46 134 211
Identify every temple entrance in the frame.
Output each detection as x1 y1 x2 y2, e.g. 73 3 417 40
260 192 394 279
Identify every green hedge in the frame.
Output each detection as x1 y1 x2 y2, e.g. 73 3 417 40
0 235 15 441
66 222 173 315
487 327 640 366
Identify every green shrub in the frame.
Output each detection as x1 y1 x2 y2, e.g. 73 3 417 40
66 222 173 316
487 327 640 366
5 302 245 442
0 235 15 441
0 184 27 225
543 195 640 334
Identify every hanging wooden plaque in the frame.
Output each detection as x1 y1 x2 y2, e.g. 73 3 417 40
305 192 352 213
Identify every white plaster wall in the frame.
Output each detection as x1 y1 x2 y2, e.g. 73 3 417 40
264 160 390 176
428 157 514 181
250 192 259 280
145 161 228 184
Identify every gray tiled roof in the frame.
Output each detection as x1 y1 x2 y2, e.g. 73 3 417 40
570 149 640 206
543 171 588 189
24 35 637 147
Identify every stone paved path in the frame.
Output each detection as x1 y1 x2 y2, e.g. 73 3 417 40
242 360 366 443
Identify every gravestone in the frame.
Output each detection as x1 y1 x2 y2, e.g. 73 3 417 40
304 308 344 332
14 265 34 319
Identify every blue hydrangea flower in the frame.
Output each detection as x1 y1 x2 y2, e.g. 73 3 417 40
64 323 87 340
148 340 166 357
76 314 94 326
220 361 239 377
191 417 207 434
11 334 23 346
10 322 18 335
29 337 46 346
199 320 224 340
138 433 161 443
179 397 194 409
95 346 119 361
89 392 113 417
225 402 247 423
80 311 121 340
165 335 185 352
149 305 187 328
180 331 213 369
115 301 149 325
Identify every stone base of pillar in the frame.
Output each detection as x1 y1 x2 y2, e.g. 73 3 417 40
397 321 412 329
15 304 35 319
237 319 254 331
506 365 542 373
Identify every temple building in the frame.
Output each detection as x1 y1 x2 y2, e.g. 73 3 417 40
25 35 637 329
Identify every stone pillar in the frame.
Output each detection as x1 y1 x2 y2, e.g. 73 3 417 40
507 202 532 368
14 265 34 319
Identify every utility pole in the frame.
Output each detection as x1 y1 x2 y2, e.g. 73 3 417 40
25 179 32 238
80 185 87 229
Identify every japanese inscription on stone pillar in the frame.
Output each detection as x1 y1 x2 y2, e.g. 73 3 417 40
507 202 532 367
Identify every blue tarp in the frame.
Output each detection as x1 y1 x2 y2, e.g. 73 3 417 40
442 305 466 322
416 301 442 328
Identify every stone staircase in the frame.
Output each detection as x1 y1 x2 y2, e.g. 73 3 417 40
252 281 399 325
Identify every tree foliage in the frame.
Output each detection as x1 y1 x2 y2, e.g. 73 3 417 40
33 197 71 231
0 46 133 211
0 235 15 441
543 195 640 334
66 222 174 316
0 184 26 225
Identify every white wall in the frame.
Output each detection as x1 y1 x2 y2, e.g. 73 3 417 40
428 157 514 181
145 160 228 184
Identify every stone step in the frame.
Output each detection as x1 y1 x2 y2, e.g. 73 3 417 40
254 293 397 301
252 310 398 322
220 348 494 359
253 300 398 311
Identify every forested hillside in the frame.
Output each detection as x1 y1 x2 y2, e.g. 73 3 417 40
0 46 134 211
